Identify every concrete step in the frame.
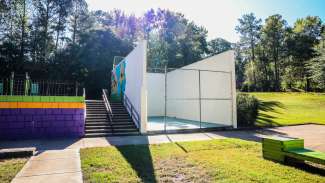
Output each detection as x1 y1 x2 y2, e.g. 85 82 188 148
85 125 111 129
85 122 110 126
85 129 113 133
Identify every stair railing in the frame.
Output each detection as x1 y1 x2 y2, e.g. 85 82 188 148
122 93 140 129
102 89 113 122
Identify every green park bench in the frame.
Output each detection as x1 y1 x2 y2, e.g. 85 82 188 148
262 136 325 165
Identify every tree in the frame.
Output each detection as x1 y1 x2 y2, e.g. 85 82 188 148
70 0 90 45
235 13 262 89
308 46 325 90
53 0 72 50
261 14 287 91
288 16 323 91
208 38 232 56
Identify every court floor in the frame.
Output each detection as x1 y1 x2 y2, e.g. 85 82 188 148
147 116 226 131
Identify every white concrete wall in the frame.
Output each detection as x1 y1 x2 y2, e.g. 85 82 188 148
147 73 165 116
124 41 147 133
146 50 237 128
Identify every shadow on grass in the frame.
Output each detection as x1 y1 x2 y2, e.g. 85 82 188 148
284 158 325 176
256 100 285 126
107 137 157 183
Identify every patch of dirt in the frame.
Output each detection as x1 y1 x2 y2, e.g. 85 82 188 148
155 156 212 183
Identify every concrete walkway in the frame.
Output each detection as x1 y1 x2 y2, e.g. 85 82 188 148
11 149 82 183
1 124 324 183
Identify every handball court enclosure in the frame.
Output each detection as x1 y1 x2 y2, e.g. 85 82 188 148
111 40 237 134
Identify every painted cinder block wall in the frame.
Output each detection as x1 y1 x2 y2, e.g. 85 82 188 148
0 96 85 139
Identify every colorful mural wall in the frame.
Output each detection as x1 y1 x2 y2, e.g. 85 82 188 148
111 59 126 101
0 96 85 139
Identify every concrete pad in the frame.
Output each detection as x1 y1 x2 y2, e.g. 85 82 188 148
31 149 79 161
267 124 325 152
83 137 111 148
147 134 172 144
16 158 81 177
38 139 84 150
167 133 213 142
203 132 227 139
15 148 81 180
12 172 82 183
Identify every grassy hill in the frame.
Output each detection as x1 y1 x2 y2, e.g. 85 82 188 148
249 92 325 126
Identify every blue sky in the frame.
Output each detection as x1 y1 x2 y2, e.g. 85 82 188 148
86 0 325 42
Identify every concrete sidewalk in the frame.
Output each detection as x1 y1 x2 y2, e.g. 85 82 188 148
11 149 82 183
1 125 324 151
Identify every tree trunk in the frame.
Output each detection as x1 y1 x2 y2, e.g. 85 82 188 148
72 15 77 45
19 0 26 63
43 0 50 62
251 41 257 91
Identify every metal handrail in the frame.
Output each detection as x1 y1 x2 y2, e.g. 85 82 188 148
122 93 140 129
102 89 113 122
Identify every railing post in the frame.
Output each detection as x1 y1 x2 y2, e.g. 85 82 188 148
75 82 78 96
10 72 14 96
131 104 133 119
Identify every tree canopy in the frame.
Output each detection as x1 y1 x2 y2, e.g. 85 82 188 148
1 1 324 98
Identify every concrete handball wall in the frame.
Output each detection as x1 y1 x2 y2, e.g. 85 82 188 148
146 50 237 128
147 73 165 116
124 41 147 132
0 96 85 140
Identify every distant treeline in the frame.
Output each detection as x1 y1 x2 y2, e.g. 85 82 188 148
0 1 324 98
235 13 325 92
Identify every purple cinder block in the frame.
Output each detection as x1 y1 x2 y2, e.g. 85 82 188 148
45 109 52 114
24 121 34 128
24 115 33 122
61 109 73 115
10 122 24 129
0 123 8 129
56 115 65 121
10 109 20 114
75 109 84 115
16 116 25 122
7 116 17 122
64 115 73 121
52 109 61 114
0 116 6 122
20 108 34 114
33 115 42 121
35 109 45 114
2 109 11 115
65 121 74 127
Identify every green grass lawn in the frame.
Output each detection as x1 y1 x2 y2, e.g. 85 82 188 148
80 139 325 183
249 92 325 126
0 158 27 183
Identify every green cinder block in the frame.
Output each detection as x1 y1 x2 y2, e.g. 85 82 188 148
21 96 34 102
0 96 8 102
7 96 23 102
53 96 65 102
40 96 51 102
32 96 41 102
